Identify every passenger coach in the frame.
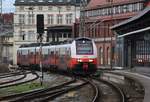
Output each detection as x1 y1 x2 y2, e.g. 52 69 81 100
17 37 97 74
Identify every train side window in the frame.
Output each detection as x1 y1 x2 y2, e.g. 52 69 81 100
56 51 58 55
48 49 50 54
43 48 48 55
55 48 59 55
51 51 54 55
67 48 71 56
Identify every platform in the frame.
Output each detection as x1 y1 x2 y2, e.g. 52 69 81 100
113 70 150 102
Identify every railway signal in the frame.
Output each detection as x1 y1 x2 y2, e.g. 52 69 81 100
36 14 44 86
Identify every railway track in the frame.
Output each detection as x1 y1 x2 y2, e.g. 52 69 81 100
0 68 143 102
0 71 39 89
0 71 24 78
91 77 125 102
0 73 100 102
100 71 144 102
0 78 82 102
81 78 100 102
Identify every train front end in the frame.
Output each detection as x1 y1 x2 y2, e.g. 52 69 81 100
70 38 97 75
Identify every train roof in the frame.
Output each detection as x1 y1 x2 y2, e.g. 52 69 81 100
19 37 92 48
19 40 73 48
75 37 92 41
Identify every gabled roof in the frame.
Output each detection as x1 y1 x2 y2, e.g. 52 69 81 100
86 0 145 10
111 7 150 29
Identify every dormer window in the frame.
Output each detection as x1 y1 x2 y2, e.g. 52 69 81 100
20 0 25 2
38 0 44 2
29 0 34 2
48 0 53 2
58 0 63 2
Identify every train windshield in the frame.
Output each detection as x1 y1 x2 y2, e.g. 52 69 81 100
76 39 93 55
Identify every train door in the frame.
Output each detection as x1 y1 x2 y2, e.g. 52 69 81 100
42 47 49 68
58 47 67 70
29 48 35 66
49 47 55 68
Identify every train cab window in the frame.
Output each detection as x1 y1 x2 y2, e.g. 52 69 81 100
29 49 35 55
76 39 93 55
42 48 49 59
42 48 48 55
59 47 66 55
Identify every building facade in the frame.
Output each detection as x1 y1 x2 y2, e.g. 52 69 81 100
80 0 148 68
0 13 13 64
13 0 80 64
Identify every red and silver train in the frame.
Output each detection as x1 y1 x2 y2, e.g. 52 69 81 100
17 37 97 74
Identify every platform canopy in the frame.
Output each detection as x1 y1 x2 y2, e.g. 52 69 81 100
111 7 150 37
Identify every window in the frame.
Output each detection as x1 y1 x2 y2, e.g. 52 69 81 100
107 47 110 65
76 40 93 55
67 0 71 2
29 0 34 2
139 3 143 10
28 14 34 25
48 0 53 2
20 6 24 11
19 14 25 24
66 14 72 24
66 6 71 11
58 0 63 2
99 47 103 65
129 4 133 12
20 0 25 2
39 6 43 10
47 15 53 24
20 31 25 40
28 31 34 41
48 6 53 11
57 15 63 24
57 6 62 12
38 0 44 2
63 33 67 38
123 5 128 13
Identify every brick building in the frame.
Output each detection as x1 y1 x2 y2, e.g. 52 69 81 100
80 0 148 67
2 13 13 24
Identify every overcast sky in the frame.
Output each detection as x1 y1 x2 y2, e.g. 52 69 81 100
2 0 15 13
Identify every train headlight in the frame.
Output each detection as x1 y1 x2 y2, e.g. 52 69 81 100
89 59 93 62
138 59 142 62
77 59 82 62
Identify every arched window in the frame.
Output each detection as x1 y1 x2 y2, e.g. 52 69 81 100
107 47 110 65
99 47 103 65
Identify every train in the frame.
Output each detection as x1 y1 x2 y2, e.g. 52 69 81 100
17 37 97 74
